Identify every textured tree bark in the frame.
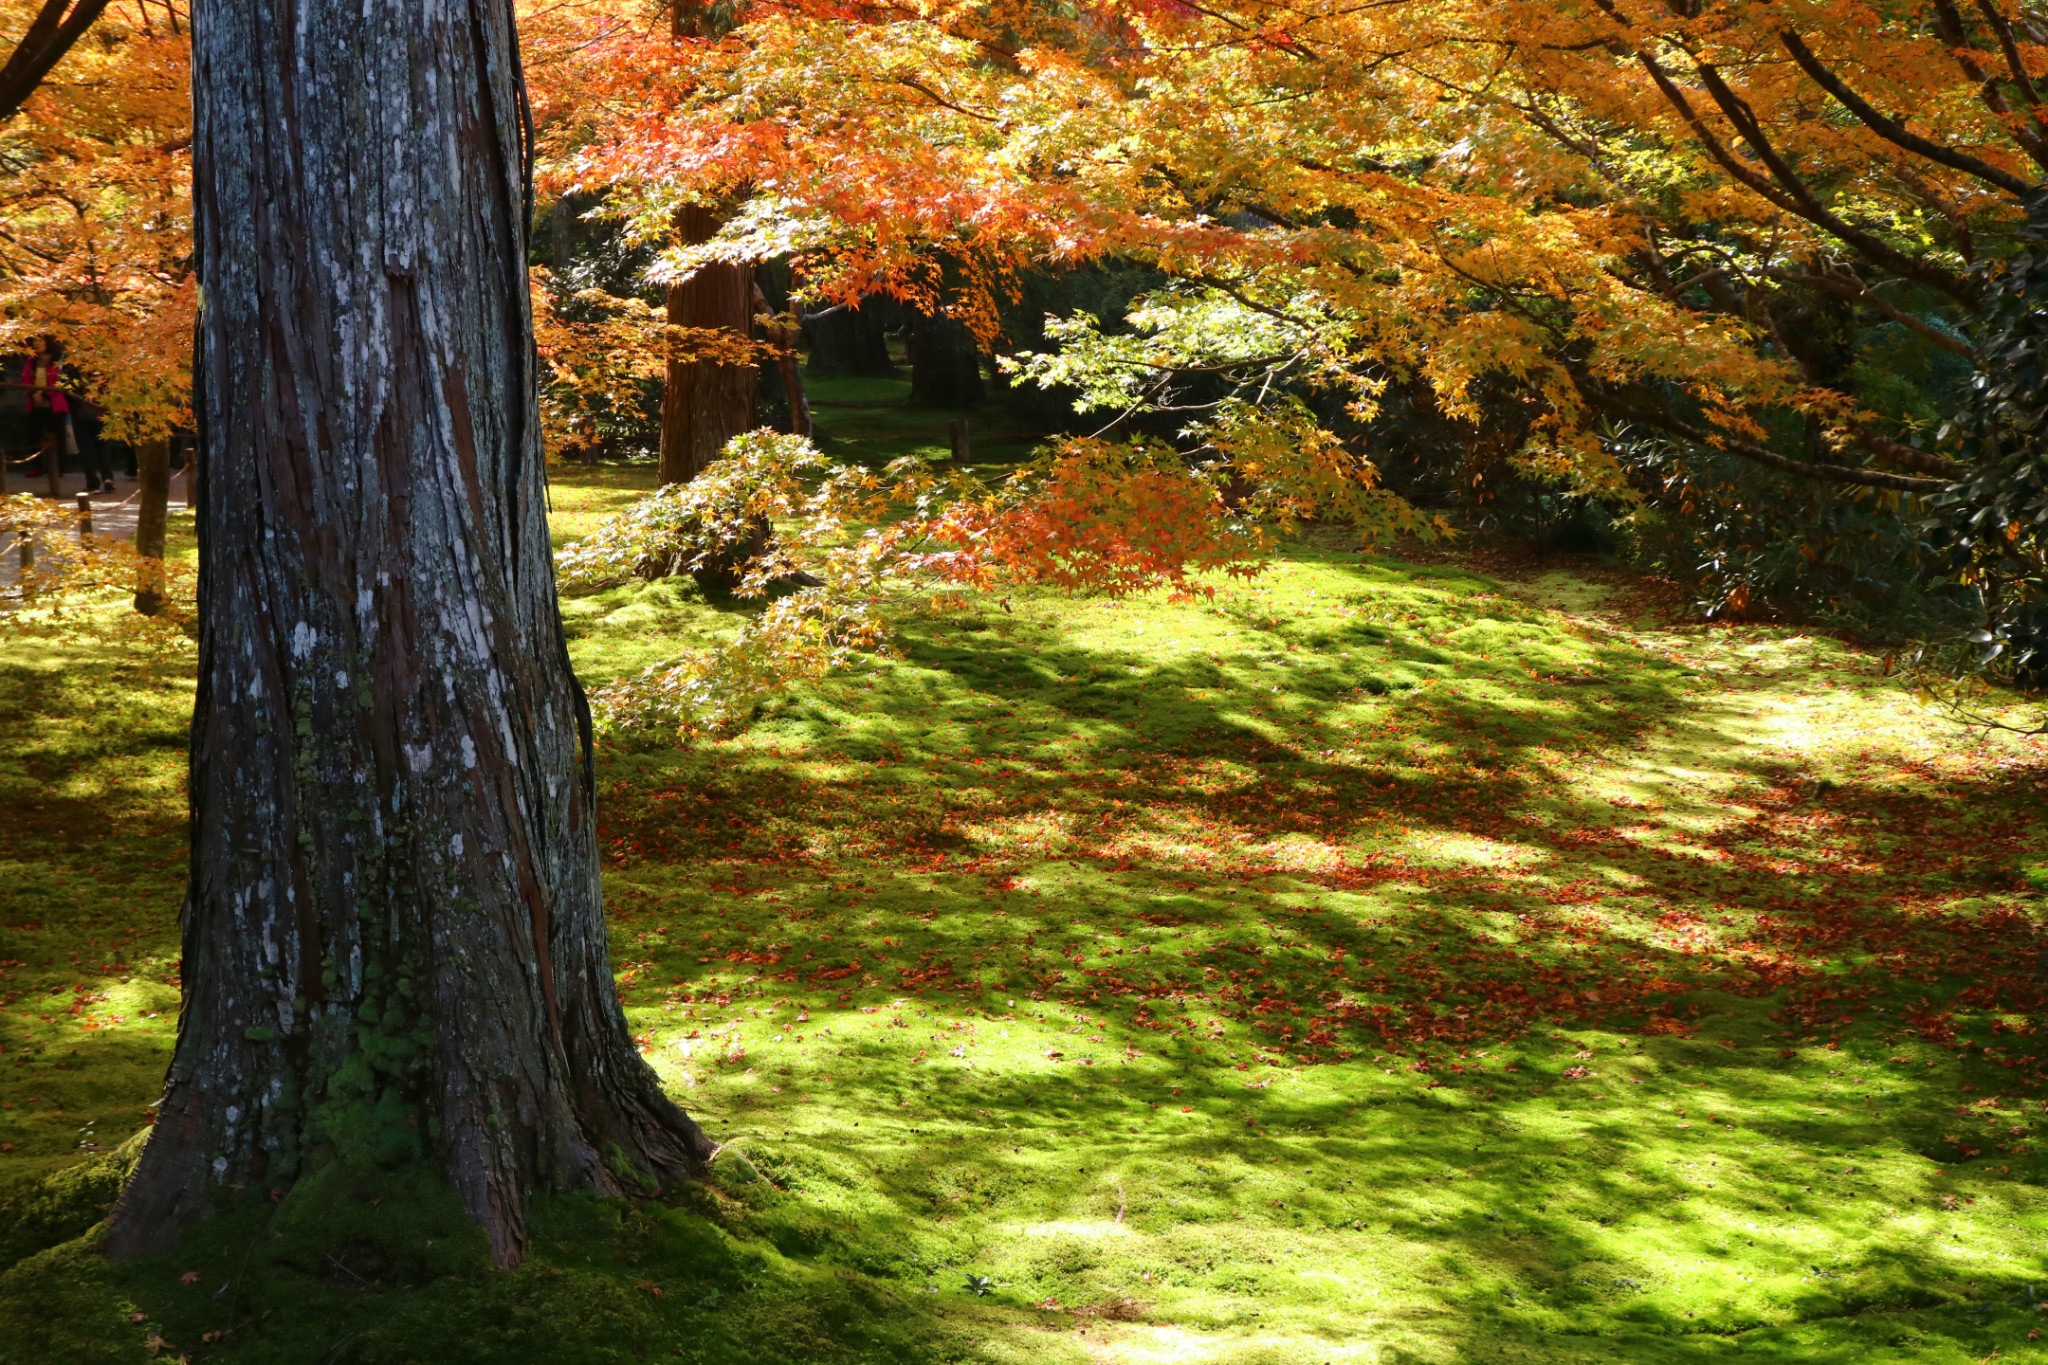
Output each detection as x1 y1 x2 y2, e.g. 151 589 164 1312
132 436 167 614
106 0 714 1267
658 204 757 485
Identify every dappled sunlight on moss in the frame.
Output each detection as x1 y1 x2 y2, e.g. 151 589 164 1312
3 468 2047 1361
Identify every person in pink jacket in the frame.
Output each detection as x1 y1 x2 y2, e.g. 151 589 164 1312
20 334 68 485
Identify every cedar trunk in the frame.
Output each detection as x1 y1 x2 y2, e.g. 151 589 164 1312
107 0 714 1266
658 204 756 485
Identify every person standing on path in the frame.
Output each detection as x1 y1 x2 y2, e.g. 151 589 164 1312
20 335 69 492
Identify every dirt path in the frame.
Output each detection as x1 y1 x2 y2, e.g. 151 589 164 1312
0 469 193 592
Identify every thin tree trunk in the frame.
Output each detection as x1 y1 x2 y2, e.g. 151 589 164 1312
549 189 586 273
108 0 713 1267
38 427 59 497
132 436 166 614
754 283 811 438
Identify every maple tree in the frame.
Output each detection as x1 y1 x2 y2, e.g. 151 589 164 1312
0 0 191 443
535 0 2046 664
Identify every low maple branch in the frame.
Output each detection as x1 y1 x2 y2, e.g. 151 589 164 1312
1770 268 1977 361
1738 291 1961 479
1593 390 1951 492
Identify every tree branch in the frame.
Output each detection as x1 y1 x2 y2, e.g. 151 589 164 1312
1931 0 2048 169
1844 422 1965 478
0 0 110 123
1688 59 1980 304
892 75 1000 124
1778 28 2033 197
1972 0 2046 111
1770 267 1978 360
1628 45 1826 216
1589 0 1980 303
1592 390 1952 492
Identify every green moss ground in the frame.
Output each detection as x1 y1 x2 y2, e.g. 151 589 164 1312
3 464 2048 1362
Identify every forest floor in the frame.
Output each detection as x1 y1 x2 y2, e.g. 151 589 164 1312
3 436 2048 1362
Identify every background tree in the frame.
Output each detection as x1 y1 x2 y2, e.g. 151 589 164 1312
656 0 756 485
661 197 757 483
907 308 984 409
802 295 896 379
0 0 192 445
107 0 713 1265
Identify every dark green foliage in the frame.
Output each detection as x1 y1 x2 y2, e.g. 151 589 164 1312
1623 433 1969 636
1360 321 1976 637
1939 192 2048 682
991 262 1165 431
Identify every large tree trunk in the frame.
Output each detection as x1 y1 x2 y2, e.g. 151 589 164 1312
658 204 757 485
107 0 714 1267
